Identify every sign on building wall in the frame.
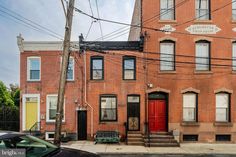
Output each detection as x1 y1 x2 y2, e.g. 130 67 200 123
160 25 176 34
185 25 221 34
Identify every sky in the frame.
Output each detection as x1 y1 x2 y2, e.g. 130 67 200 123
0 0 135 86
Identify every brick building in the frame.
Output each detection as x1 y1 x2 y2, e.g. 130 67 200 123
18 0 236 145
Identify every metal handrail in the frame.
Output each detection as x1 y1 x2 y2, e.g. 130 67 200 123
29 121 40 135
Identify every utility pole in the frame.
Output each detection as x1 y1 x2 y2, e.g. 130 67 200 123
54 0 75 146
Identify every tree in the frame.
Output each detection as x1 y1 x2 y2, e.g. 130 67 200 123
9 84 20 107
0 81 14 106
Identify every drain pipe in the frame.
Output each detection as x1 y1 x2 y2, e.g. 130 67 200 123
84 50 94 138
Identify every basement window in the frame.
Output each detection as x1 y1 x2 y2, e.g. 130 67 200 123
45 132 66 140
183 135 198 142
216 135 231 142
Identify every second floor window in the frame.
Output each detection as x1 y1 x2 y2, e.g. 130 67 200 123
27 57 40 81
195 41 210 71
160 41 175 71
123 57 136 80
233 42 236 71
183 92 197 122
160 0 175 20
233 0 236 20
195 0 210 20
67 57 74 80
91 56 104 80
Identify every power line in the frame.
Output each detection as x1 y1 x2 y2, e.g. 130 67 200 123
0 5 63 40
95 0 104 40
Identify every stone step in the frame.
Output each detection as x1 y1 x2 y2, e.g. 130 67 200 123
143 134 174 139
143 138 177 143
127 134 143 138
127 141 144 146
127 131 142 134
149 132 171 135
127 138 143 143
144 142 180 147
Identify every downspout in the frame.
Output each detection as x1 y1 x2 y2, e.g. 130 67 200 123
84 50 94 138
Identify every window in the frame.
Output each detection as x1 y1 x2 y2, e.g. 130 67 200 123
183 92 197 122
216 135 231 142
233 42 236 71
91 56 104 80
195 41 210 71
160 0 175 20
216 93 230 122
233 0 236 20
195 0 210 20
27 57 40 81
183 135 198 142
160 41 175 71
45 132 66 140
46 95 65 122
123 57 136 80
67 57 74 80
100 95 117 122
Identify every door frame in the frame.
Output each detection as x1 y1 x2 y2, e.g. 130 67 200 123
77 110 87 140
127 95 140 131
22 94 40 131
148 92 168 132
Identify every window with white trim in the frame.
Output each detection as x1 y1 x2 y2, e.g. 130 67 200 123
160 0 175 20
195 0 210 20
160 41 175 71
183 93 197 122
46 95 65 122
233 0 236 20
195 41 210 71
27 57 40 81
232 42 236 71
216 93 230 122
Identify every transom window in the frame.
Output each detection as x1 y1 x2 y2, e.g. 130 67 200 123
160 41 175 71
233 0 236 20
27 57 40 81
46 95 65 122
91 56 104 80
160 0 175 20
123 57 136 80
195 41 210 71
183 92 197 122
232 42 236 71
100 95 117 122
216 93 230 122
195 0 210 20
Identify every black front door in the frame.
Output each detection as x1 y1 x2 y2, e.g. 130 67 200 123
77 111 87 140
127 102 140 131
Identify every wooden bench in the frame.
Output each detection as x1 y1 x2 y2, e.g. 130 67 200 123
94 131 120 144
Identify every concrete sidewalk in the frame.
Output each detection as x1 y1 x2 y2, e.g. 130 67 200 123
62 141 236 155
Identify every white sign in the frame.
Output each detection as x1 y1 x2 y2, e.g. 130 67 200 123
185 25 221 34
160 25 176 34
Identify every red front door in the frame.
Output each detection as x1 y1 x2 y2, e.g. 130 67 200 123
148 100 167 132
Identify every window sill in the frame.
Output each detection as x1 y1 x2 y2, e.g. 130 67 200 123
231 20 236 24
181 122 200 126
158 20 177 24
193 20 213 24
158 71 176 74
214 122 233 127
66 80 75 82
232 71 236 74
27 80 41 82
194 71 213 74
99 121 118 124
89 80 105 83
46 121 66 124
123 79 136 81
